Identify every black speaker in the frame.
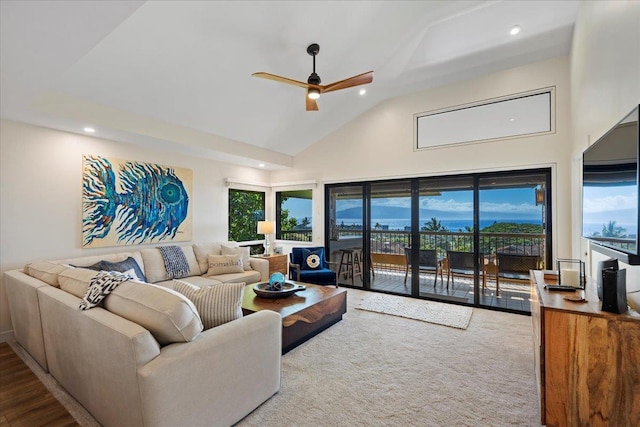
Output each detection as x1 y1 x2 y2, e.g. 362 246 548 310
601 268 627 314
597 258 618 300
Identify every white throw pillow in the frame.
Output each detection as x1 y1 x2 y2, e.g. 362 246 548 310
221 245 252 271
206 254 244 276
173 280 246 329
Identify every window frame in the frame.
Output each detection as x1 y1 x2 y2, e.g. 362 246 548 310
227 188 266 243
275 188 314 242
414 87 556 150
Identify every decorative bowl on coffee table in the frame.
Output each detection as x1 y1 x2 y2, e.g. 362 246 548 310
253 282 306 298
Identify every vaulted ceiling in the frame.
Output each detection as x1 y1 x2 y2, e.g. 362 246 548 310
0 1 579 169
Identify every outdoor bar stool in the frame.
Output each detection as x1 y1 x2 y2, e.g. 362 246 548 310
337 248 363 285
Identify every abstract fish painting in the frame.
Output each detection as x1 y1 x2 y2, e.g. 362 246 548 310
82 155 193 248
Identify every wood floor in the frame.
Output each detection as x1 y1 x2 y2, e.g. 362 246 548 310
0 342 78 427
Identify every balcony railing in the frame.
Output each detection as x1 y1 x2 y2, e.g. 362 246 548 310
279 229 313 242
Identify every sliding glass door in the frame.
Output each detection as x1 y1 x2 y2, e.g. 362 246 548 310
417 176 476 304
326 185 366 288
478 172 550 311
369 180 412 295
324 168 551 314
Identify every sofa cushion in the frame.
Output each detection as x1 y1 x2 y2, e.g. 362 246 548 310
206 254 244 276
25 261 69 287
58 268 100 298
104 281 203 345
81 257 147 282
193 242 226 274
209 271 260 285
140 246 200 283
79 271 132 310
173 280 245 329
221 245 252 271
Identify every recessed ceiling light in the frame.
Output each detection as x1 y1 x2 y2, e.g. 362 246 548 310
510 25 521 36
258 163 266 168
83 127 95 133
509 118 515 122
359 89 366 96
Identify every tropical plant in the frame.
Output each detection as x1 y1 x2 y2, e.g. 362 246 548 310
421 217 448 232
599 220 627 238
228 189 264 242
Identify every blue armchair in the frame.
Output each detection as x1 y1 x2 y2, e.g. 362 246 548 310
289 247 338 287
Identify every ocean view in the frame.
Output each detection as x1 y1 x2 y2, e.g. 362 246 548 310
336 218 542 231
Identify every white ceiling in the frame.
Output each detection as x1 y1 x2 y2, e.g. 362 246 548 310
0 0 579 170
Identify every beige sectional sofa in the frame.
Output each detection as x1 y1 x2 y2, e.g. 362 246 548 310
4 242 281 427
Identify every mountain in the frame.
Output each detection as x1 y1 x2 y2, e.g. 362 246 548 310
336 205 538 221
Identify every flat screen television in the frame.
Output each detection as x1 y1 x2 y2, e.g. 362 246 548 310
582 104 640 265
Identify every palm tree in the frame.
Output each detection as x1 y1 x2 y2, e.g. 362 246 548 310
421 217 447 232
601 220 627 238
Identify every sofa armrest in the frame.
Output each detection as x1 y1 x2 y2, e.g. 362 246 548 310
137 310 281 427
249 257 269 281
4 270 49 371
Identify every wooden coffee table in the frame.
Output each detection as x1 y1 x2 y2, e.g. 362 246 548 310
242 282 347 353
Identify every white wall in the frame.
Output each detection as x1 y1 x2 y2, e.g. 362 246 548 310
272 55 573 264
0 120 270 338
571 1 640 290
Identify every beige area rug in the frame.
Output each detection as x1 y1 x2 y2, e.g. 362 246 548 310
355 293 473 329
9 289 540 427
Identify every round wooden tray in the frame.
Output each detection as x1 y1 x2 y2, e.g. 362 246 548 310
253 282 306 298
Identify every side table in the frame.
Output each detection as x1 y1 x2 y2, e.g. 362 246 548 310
252 254 288 276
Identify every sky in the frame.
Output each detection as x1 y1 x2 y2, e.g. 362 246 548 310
334 188 542 219
285 187 544 220
582 184 637 227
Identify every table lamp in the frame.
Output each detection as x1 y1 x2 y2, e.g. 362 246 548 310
257 220 275 255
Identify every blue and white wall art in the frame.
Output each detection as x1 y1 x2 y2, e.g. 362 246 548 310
82 155 193 248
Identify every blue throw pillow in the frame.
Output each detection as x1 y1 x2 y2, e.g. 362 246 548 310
81 257 147 283
301 248 324 270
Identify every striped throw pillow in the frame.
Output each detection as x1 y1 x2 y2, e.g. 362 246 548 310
173 280 246 329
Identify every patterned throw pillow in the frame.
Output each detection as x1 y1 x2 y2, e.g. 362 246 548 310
79 271 131 310
301 248 324 270
173 280 245 329
158 246 191 279
221 245 252 271
206 254 244 276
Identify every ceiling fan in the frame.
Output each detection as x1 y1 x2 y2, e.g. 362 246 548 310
252 43 373 111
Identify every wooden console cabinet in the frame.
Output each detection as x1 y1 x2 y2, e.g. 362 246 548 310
530 270 640 427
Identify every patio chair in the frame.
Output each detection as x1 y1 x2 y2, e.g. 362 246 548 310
289 246 338 287
403 247 443 286
446 250 484 288
495 253 540 296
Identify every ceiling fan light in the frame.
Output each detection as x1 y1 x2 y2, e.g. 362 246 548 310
308 88 320 100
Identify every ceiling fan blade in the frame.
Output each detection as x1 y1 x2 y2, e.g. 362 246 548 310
252 72 309 89
321 71 374 94
306 91 319 111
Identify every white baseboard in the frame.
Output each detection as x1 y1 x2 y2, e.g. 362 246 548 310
0 330 15 343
